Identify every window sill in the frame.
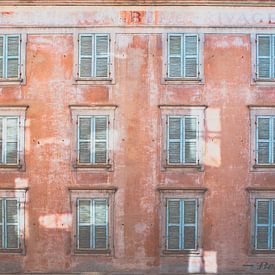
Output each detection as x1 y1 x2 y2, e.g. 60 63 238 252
0 79 25 86
251 78 275 86
163 164 203 171
73 164 112 170
252 164 275 171
74 78 114 85
162 78 203 85
0 164 23 170
74 249 111 255
162 249 201 257
0 248 23 254
250 249 275 255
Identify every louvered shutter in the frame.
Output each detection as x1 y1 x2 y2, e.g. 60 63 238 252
94 117 107 164
167 200 180 250
6 36 20 79
78 200 91 249
272 201 275 249
0 200 3 249
184 35 198 78
184 117 197 164
79 35 93 78
183 200 197 250
6 199 19 249
95 35 109 77
78 117 91 163
168 35 182 78
257 36 271 79
0 118 2 164
256 200 270 250
168 117 182 163
6 118 18 164
94 199 108 249
0 36 3 78
257 117 270 164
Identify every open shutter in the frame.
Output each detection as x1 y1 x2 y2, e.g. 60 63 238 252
168 117 182 164
6 36 20 79
78 117 91 163
79 35 93 78
257 117 270 164
78 200 91 249
6 118 18 164
0 200 3 249
184 117 197 164
256 200 270 250
94 116 107 164
95 35 109 77
183 200 197 250
6 199 19 249
184 35 198 78
0 36 3 78
257 35 271 79
94 199 108 249
167 199 181 250
168 35 182 78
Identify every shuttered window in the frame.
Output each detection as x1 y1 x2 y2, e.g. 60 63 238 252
0 116 19 165
78 116 108 164
77 198 108 250
0 198 20 249
79 34 110 78
167 115 198 164
256 116 275 164
0 35 20 79
168 34 199 78
166 198 198 250
255 199 275 250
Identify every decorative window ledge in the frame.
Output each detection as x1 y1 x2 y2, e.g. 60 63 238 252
162 78 204 85
73 78 114 86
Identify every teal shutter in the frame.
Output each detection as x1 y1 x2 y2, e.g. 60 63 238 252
78 199 91 249
78 117 92 163
5 118 18 164
257 35 272 79
168 34 182 78
184 35 198 78
95 35 109 77
6 36 20 79
94 117 107 164
6 199 19 249
184 117 197 164
168 117 182 163
257 117 271 164
0 200 3 249
79 35 93 78
0 36 3 78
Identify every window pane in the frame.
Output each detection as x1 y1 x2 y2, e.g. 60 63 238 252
184 200 196 224
185 142 196 163
96 57 108 77
79 226 91 249
6 200 18 223
7 225 18 249
258 58 271 78
168 200 180 224
95 225 107 249
184 226 196 250
79 142 91 163
258 142 269 164
185 117 197 140
79 200 90 224
258 117 270 140
7 36 19 57
6 118 18 141
79 118 91 140
80 58 92 77
95 117 107 140
95 200 107 225
258 36 271 57
7 59 19 79
169 117 181 140
169 142 181 163
169 36 182 55
168 226 180 250
257 226 269 249
96 35 109 56
185 58 197 77
80 36 93 56
94 142 107 164
6 142 18 164
169 57 181 77
185 35 197 56
257 200 269 224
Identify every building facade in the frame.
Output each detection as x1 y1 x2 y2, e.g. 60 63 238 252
0 0 275 273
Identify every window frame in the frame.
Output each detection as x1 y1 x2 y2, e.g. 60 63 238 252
0 33 26 85
70 188 116 255
160 105 206 171
70 105 116 170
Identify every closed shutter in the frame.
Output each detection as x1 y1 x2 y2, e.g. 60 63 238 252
272 201 275 249
256 200 270 250
0 118 2 164
183 200 197 250
5 118 18 164
167 200 181 250
168 117 182 163
79 35 93 78
6 36 20 79
78 117 91 163
95 35 109 77
184 117 197 164
257 117 271 164
94 199 108 249
0 36 3 78
168 35 182 78
0 200 2 249
257 35 272 79
94 117 107 164
78 199 91 249
6 199 19 249
184 35 198 78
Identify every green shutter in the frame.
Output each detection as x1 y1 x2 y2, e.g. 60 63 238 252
257 35 271 79
167 200 180 250
184 117 197 163
6 200 19 249
94 117 107 164
168 117 181 163
6 118 18 164
184 35 198 78
94 200 107 249
0 36 3 78
95 35 109 77
168 35 182 78
78 200 91 249
257 117 270 164
6 36 20 79
79 35 93 78
78 117 91 163
183 200 196 250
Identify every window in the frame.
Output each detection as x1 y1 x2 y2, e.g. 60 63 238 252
70 188 116 254
159 188 206 254
78 34 110 79
70 106 116 169
167 33 200 79
0 189 26 253
160 106 205 169
0 106 27 169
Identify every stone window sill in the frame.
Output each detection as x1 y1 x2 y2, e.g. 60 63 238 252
73 78 114 85
162 77 203 85
74 249 111 255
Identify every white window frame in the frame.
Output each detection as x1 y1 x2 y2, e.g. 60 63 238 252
160 105 206 171
0 106 27 170
0 33 26 85
70 105 116 170
73 32 115 85
0 189 27 254
70 188 116 255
